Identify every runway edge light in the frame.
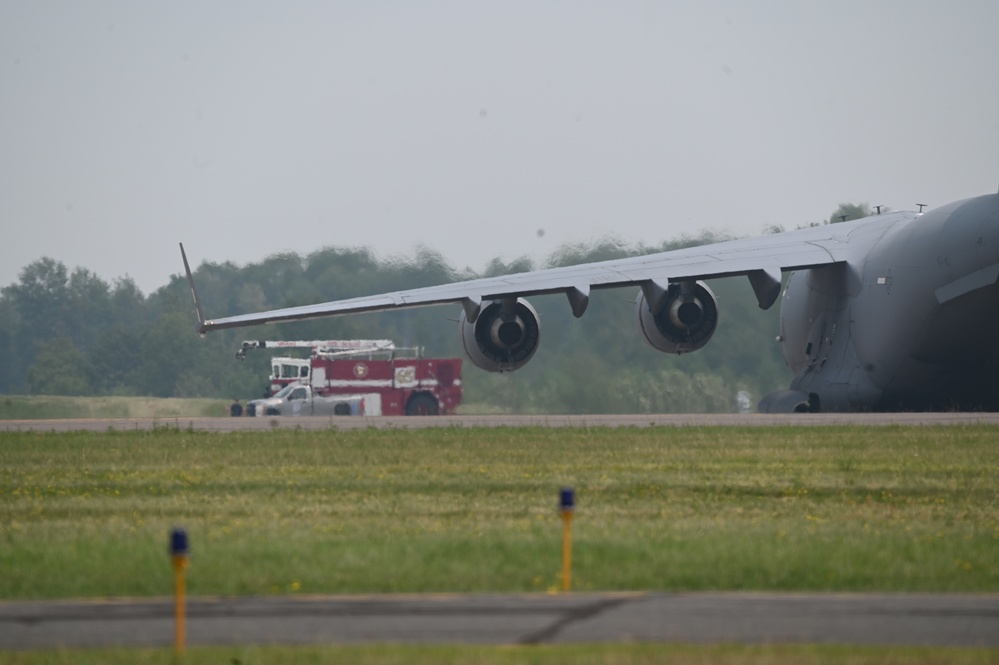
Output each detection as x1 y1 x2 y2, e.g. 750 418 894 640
560 488 575 513
560 487 574 592
170 527 189 656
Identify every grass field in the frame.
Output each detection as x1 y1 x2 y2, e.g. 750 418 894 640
2 425 997 600
0 395 230 420
0 394 502 419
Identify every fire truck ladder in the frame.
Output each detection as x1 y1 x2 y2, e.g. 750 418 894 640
236 339 395 360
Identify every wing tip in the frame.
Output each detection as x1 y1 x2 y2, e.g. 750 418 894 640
179 243 209 334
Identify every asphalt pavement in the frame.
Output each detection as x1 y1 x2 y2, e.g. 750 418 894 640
2 593 998 650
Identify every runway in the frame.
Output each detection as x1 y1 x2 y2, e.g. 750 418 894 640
2 593 997 650
4 411 999 432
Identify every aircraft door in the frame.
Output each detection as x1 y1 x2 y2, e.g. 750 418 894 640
780 266 849 375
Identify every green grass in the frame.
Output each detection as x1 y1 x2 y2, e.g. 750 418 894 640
0 644 994 665
0 395 230 420
0 393 498 418
1 426 997 599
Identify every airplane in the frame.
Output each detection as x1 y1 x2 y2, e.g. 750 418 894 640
181 191 999 413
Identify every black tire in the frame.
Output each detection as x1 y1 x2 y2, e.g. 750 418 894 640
405 393 439 416
265 407 281 416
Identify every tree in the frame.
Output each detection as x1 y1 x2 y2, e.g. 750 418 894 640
0 297 20 393
66 268 113 351
828 203 872 224
26 337 96 395
1 258 73 391
109 277 148 328
3 258 72 339
88 325 145 395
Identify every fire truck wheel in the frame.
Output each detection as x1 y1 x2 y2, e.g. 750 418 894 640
405 393 439 416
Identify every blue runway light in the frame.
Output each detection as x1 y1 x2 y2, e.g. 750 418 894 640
559 487 575 592
169 527 190 655
170 528 189 556
560 487 575 512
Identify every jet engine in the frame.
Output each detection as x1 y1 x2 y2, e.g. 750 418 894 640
459 298 541 372
636 280 718 354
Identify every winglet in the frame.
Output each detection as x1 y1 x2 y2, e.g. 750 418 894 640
179 243 208 334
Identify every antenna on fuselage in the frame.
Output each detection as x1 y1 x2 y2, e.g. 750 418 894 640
917 203 927 212
875 205 884 214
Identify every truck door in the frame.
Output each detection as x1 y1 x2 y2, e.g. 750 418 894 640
287 386 308 416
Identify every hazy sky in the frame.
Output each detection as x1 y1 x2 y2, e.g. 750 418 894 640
2 1 998 295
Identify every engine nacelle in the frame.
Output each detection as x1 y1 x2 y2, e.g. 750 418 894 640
459 298 541 372
635 280 718 354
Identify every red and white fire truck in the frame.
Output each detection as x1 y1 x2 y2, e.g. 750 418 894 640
237 339 462 416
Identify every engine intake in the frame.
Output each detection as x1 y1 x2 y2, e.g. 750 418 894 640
636 280 718 354
459 298 541 372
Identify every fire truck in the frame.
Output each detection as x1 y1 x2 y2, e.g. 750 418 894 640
237 339 462 416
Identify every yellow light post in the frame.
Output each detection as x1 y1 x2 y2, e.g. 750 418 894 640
560 487 574 592
170 528 189 656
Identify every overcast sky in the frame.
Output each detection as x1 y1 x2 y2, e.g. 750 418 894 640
2 1 997 295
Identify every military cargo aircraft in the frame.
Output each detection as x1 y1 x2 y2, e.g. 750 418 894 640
181 191 999 412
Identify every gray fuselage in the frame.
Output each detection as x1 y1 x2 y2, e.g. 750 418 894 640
778 193 999 411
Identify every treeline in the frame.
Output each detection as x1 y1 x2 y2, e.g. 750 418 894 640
0 238 791 413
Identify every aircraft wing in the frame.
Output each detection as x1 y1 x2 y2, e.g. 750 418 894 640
181 211 914 333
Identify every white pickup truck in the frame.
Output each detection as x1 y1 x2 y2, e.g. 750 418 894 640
246 384 366 417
